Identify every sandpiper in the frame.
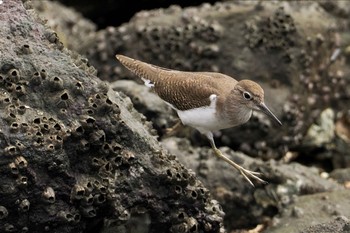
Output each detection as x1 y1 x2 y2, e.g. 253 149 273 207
116 55 282 186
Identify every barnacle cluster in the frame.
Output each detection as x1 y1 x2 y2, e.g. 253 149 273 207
32 0 97 52
245 6 297 52
280 30 348 150
0 1 225 232
86 6 222 81
134 19 222 71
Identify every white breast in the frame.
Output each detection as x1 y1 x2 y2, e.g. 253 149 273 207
173 94 233 134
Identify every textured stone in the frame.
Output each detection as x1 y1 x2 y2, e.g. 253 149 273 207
162 137 343 230
267 191 350 233
32 0 97 52
79 1 350 164
0 1 225 232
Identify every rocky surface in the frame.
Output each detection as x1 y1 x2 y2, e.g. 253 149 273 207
268 191 350 233
302 216 350 233
78 1 350 166
55 0 221 29
110 80 178 136
0 1 225 232
4 0 350 233
162 137 344 231
32 0 97 52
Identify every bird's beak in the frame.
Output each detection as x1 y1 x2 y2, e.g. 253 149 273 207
257 103 282 126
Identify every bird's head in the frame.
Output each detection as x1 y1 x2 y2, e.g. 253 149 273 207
233 80 282 125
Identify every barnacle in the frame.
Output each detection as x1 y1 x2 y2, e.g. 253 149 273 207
0 206 8 219
18 199 30 212
57 210 80 223
81 194 94 206
16 176 28 187
89 129 105 145
42 187 56 203
14 156 28 169
8 162 19 175
30 71 42 86
21 44 33 54
55 91 73 108
48 76 64 91
10 122 20 132
71 185 86 200
7 69 20 83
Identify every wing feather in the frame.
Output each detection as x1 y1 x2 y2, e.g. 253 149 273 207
116 55 238 111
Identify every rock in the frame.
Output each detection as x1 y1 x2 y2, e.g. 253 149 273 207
162 137 343 230
302 216 350 233
80 1 350 164
330 168 350 185
267 191 350 233
24 0 350 232
110 80 178 135
304 108 335 147
0 1 225 232
32 0 97 52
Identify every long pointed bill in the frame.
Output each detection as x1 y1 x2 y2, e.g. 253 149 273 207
258 103 282 126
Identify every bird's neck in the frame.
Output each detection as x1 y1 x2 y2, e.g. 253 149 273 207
219 98 252 127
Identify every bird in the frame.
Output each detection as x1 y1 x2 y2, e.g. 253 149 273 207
115 54 282 186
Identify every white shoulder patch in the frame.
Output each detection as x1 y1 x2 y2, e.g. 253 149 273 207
209 94 217 107
141 78 155 88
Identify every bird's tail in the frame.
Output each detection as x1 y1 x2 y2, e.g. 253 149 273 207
116 55 161 82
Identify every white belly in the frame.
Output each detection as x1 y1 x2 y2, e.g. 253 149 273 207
165 94 252 134
177 106 231 133
174 94 232 133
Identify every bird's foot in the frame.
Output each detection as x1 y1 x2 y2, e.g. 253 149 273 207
237 165 267 187
213 148 266 187
165 120 182 136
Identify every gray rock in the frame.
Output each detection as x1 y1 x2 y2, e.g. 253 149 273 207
32 0 97 52
267 191 350 233
110 80 178 136
0 1 225 232
162 137 343 230
304 108 335 147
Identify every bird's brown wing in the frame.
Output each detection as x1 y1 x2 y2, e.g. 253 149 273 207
152 72 222 110
116 55 238 110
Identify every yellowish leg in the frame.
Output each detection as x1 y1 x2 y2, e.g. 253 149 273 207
205 132 266 186
165 120 183 136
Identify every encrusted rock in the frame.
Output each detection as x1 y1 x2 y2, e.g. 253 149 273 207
0 1 225 232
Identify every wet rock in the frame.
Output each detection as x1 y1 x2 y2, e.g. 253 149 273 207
0 1 225 232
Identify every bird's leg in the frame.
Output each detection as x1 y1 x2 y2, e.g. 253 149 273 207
205 132 266 186
165 119 183 136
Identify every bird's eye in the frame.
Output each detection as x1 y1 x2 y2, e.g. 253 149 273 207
243 92 252 100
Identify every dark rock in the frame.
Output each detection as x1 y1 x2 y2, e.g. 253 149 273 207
162 137 343 230
78 1 350 167
24 0 350 232
110 80 178 136
330 168 350 185
0 1 225 232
